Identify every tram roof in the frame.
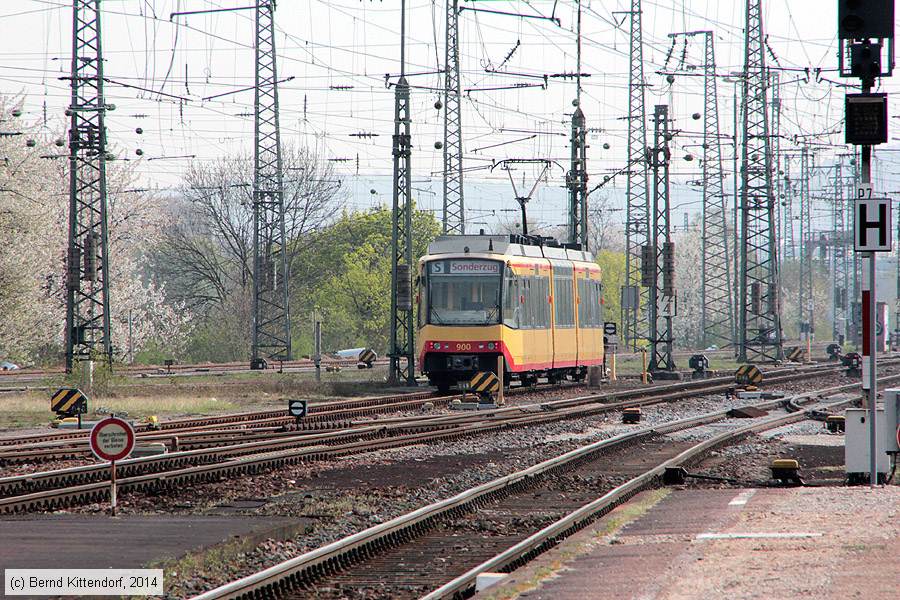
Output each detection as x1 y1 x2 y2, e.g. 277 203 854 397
426 234 595 263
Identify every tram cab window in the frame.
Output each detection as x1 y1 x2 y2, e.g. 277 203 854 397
427 259 502 325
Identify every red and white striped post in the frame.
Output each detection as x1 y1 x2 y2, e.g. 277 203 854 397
861 247 877 486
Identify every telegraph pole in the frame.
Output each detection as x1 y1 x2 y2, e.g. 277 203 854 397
442 0 464 234
646 105 676 378
567 0 588 250
388 0 416 386
65 0 113 373
737 0 783 363
250 1 291 369
621 1 649 350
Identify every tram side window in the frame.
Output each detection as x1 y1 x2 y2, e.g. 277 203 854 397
503 275 520 329
579 277 599 328
554 273 575 328
597 281 604 326
577 278 586 327
539 276 550 328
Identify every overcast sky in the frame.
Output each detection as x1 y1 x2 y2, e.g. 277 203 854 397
1 1 898 233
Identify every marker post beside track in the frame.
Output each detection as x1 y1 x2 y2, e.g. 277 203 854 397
497 356 505 406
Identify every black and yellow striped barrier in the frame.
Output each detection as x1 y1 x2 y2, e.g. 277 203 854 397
50 388 88 416
734 365 763 385
470 371 501 395
785 346 804 362
359 349 377 365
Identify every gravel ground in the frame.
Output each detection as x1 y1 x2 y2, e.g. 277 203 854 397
156 388 830 598
19 368 879 598
659 486 900 600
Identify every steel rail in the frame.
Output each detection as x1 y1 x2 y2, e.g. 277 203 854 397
0 361 884 507
188 374 887 600
0 389 441 449
421 389 869 599
0 360 855 498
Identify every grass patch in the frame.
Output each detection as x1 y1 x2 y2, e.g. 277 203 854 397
0 392 245 428
483 488 670 600
0 367 403 429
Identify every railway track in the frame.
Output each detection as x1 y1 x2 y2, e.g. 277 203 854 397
0 389 440 453
0 360 880 514
188 374 885 600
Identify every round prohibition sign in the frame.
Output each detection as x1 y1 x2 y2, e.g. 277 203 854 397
90 416 135 462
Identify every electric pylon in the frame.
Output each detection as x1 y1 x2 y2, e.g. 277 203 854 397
623 0 649 350
65 0 112 372
250 1 291 368
737 0 783 363
831 160 850 341
388 0 416 385
647 105 676 376
695 31 733 348
797 146 813 342
567 1 588 250
442 0 464 234
781 157 795 260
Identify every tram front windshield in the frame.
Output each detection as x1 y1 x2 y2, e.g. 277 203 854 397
427 259 501 326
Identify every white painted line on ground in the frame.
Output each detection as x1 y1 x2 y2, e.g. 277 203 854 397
696 532 822 541
728 489 757 507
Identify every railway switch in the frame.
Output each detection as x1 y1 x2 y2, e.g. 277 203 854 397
688 354 709 379
770 459 803 485
622 407 641 424
825 415 846 433
663 466 688 485
842 352 862 377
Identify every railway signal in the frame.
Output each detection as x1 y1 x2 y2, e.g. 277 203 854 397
288 399 308 423
838 0 895 486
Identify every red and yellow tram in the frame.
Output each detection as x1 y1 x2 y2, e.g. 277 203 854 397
416 234 604 391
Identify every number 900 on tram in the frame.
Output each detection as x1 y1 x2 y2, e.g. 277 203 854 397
416 234 604 392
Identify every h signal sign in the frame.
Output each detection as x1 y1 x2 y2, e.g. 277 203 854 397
854 197 892 252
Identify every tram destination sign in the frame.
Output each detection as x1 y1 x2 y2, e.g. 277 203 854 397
430 260 500 275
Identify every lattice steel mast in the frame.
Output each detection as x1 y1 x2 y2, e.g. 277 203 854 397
65 0 112 372
442 0 464 234
567 0 588 250
251 1 291 368
782 157 795 260
388 0 416 385
622 0 649 350
798 146 813 342
647 105 676 375
831 160 850 341
694 31 734 347
738 0 783 362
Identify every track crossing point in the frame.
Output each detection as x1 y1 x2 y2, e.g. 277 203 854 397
735 365 763 386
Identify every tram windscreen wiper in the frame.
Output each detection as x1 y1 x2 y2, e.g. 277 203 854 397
430 308 444 324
